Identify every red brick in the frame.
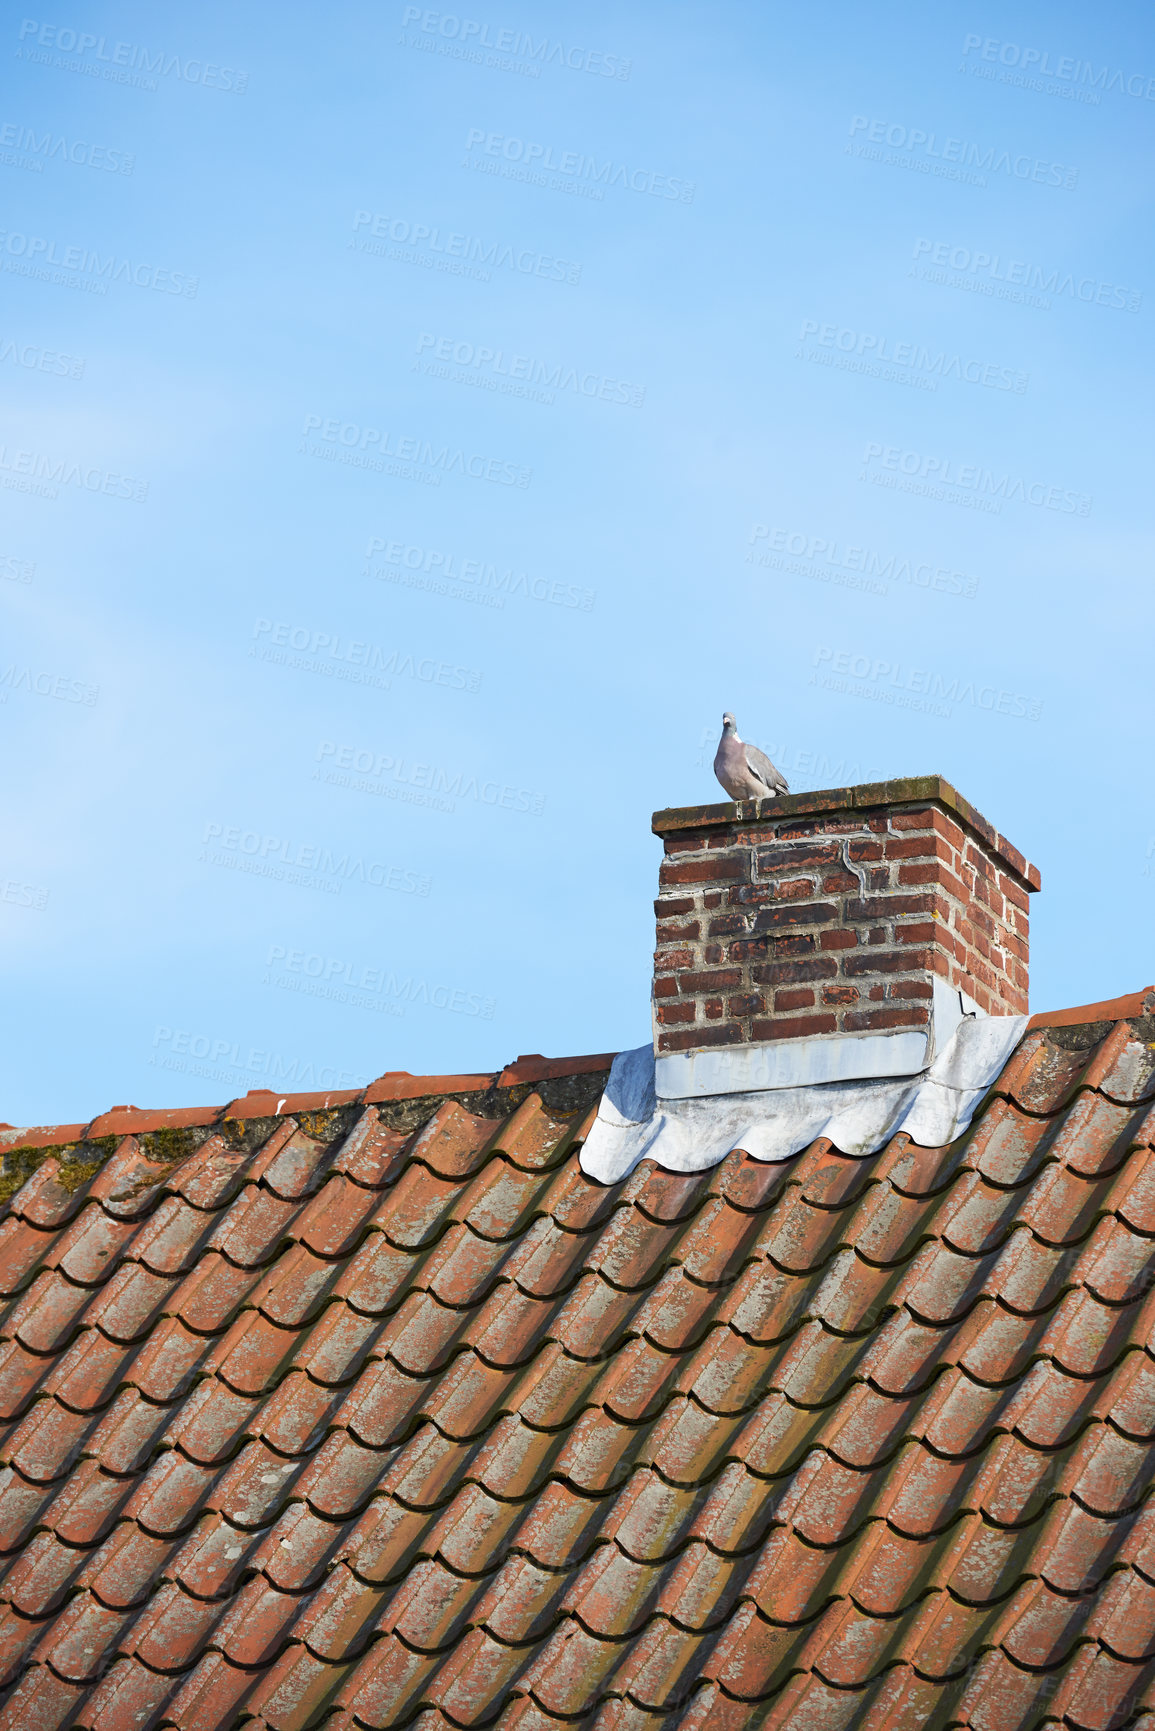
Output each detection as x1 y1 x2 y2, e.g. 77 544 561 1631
821 986 859 1006
882 834 945 863
889 809 936 832
657 920 700 942
657 1024 743 1053
728 937 770 963
844 949 932 977
704 945 724 965
660 857 747 887
926 808 967 850
999 872 1031 914
847 894 933 921
727 993 764 1018
769 935 816 958
654 947 695 973
895 922 936 945
656 1002 697 1026
752 902 837 933
751 958 837 986
772 877 819 901
897 862 942 888
750 1013 838 1041
888 979 934 1000
704 998 725 1020
950 870 977 903
729 824 780 847
677 969 742 994
730 884 783 909
971 871 999 908
820 929 858 952
707 914 746 937
843 1007 929 1032
821 871 861 894
653 977 678 1000
936 868 973 906
775 988 815 1012
846 839 885 863
655 896 695 917
757 842 840 871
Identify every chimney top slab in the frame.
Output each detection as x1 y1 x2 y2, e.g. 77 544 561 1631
653 775 1040 892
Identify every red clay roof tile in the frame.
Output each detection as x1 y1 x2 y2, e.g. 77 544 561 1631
4 1022 1155 1723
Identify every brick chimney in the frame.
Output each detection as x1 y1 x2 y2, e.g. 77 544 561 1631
652 777 1039 1097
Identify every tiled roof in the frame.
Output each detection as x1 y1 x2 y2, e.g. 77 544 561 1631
0 1002 1153 1730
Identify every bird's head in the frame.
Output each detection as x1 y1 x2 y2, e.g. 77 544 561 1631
721 711 736 731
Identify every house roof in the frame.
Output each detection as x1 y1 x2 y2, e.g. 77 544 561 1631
0 997 1153 1730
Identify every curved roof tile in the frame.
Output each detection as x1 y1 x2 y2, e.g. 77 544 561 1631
0 1018 1153 1726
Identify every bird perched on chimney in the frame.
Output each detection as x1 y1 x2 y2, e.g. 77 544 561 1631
713 712 789 801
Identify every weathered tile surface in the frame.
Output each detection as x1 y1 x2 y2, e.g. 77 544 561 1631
0 1024 1153 1726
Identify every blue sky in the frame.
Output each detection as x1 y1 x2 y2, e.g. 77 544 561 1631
3 0 1153 1124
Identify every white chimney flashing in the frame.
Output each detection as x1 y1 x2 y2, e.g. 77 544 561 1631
654 977 978 1099
582 995 1027 1186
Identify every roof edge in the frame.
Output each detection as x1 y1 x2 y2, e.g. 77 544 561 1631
0 1051 619 1154
1027 986 1155 1030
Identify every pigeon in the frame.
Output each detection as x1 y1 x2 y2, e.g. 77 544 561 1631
713 712 789 801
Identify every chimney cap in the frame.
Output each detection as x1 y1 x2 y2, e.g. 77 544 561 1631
652 774 1040 893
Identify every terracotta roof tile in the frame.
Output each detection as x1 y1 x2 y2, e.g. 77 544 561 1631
6 1024 1155 1723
